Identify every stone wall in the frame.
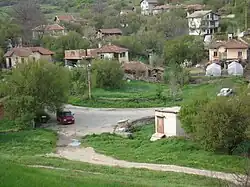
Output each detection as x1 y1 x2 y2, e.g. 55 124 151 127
129 116 154 127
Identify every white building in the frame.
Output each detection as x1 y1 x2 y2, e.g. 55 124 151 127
140 0 158 15
187 10 220 36
150 107 185 141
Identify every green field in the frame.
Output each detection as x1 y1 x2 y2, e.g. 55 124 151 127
69 78 246 108
83 124 247 173
0 125 228 187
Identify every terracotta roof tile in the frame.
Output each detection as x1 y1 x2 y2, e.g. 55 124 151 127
97 44 128 53
57 15 75 22
99 28 122 34
4 47 54 57
32 24 64 31
209 39 249 49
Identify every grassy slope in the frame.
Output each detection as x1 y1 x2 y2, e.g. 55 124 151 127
69 78 246 108
83 124 246 173
0 127 227 187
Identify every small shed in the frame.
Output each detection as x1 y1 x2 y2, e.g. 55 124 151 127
150 106 185 141
228 61 243 76
205 63 222 76
122 61 150 79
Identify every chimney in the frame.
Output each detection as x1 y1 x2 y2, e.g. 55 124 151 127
228 33 233 40
148 53 153 66
98 43 102 48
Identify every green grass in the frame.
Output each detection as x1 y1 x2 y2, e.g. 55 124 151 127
69 78 247 108
0 129 57 156
83 124 247 173
0 128 228 187
0 158 227 187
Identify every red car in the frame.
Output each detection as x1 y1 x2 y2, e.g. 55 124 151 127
56 110 75 125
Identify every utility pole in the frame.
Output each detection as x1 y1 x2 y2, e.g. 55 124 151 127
87 60 92 99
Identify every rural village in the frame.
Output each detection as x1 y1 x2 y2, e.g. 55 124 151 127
1 0 250 187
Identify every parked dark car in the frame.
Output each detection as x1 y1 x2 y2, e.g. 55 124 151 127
56 110 75 125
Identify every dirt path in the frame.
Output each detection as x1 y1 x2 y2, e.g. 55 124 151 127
46 145 245 185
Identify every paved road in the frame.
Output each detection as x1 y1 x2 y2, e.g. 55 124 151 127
50 105 160 137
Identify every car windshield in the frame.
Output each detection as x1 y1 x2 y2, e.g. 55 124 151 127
63 112 72 116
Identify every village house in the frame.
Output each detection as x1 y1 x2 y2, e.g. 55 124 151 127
96 28 122 39
140 0 158 15
54 15 76 23
208 39 249 62
187 10 220 36
32 24 66 39
152 4 172 15
64 43 129 65
122 61 164 81
3 47 54 68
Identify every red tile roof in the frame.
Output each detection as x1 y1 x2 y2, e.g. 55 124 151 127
99 28 122 34
32 24 64 31
4 47 54 57
97 44 128 53
209 39 249 49
57 15 75 22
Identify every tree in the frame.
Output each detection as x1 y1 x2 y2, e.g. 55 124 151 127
42 31 90 61
164 35 206 65
0 18 21 49
11 0 46 44
92 59 124 89
2 60 70 128
180 90 250 154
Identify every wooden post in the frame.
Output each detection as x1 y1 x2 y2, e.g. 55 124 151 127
87 61 92 99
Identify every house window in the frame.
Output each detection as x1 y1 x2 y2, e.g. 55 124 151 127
213 51 218 57
33 57 36 62
21 58 25 63
100 54 104 59
120 52 125 58
238 51 243 58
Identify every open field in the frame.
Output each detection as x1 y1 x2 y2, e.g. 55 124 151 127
83 124 247 173
0 125 228 187
69 77 247 108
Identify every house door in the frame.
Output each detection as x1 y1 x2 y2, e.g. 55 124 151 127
8 58 12 68
157 117 164 134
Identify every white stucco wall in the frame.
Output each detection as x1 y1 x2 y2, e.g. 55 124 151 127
155 107 185 137
140 0 149 15
188 13 220 36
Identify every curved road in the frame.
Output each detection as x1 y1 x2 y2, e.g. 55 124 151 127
54 105 160 137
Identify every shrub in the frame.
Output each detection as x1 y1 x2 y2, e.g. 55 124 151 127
92 59 124 89
180 93 250 154
179 94 210 135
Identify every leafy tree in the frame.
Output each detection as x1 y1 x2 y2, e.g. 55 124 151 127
180 89 250 154
2 60 70 128
42 31 90 61
92 59 124 89
164 35 206 65
11 0 46 44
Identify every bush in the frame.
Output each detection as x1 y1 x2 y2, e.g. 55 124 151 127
180 94 250 154
92 60 124 89
179 95 210 135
